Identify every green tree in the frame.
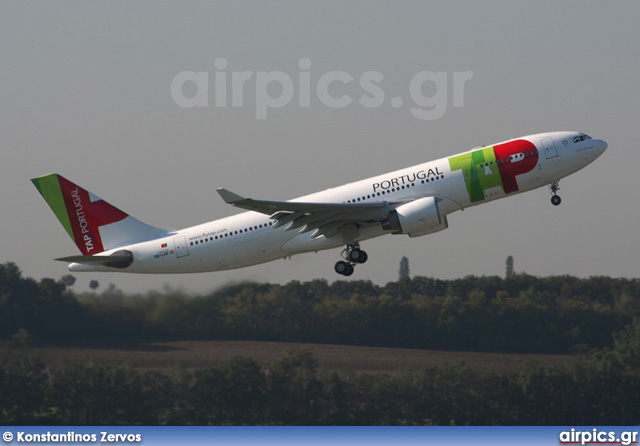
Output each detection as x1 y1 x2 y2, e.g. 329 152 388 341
51 362 147 424
60 274 76 287
611 317 640 369
267 348 322 424
0 357 49 424
187 356 266 424
0 263 86 343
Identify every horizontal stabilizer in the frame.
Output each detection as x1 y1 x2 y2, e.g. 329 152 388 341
55 250 134 269
55 255 128 263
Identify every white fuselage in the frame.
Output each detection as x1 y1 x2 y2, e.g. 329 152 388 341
70 131 606 273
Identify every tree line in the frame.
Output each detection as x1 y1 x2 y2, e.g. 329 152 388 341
2 262 640 353
3 261 640 425
3 321 640 426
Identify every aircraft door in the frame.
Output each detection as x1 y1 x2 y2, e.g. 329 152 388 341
540 137 559 159
174 235 190 258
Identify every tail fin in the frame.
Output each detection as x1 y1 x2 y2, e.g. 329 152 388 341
31 173 168 255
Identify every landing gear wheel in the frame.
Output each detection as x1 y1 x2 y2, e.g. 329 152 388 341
549 180 561 206
335 261 353 276
343 263 354 276
348 248 368 264
335 242 366 275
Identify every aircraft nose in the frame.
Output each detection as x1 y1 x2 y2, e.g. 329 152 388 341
594 139 608 155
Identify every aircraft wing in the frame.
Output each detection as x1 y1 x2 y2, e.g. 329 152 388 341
217 188 393 239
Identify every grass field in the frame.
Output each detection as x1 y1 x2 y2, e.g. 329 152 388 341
34 341 577 374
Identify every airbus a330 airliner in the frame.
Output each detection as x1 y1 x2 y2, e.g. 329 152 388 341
32 131 606 276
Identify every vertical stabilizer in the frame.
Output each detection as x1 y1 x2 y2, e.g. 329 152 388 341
32 173 168 255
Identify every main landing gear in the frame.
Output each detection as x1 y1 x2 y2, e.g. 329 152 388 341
549 180 562 206
334 244 368 276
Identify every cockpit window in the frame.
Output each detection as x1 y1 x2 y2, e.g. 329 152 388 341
573 134 592 143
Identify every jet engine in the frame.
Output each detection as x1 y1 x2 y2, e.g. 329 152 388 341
382 196 448 237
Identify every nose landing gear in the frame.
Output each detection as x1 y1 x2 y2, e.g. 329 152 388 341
549 181 562 206
334 244 368 276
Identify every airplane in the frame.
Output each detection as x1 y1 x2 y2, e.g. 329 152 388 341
32 131 606 276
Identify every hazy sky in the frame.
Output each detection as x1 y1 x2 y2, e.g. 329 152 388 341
2 1 638 294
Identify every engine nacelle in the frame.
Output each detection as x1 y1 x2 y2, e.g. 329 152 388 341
382 197 448 237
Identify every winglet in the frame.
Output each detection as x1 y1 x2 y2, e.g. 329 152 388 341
217 188 246 204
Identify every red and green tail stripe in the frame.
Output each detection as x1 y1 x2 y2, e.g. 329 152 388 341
31 173 128 255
